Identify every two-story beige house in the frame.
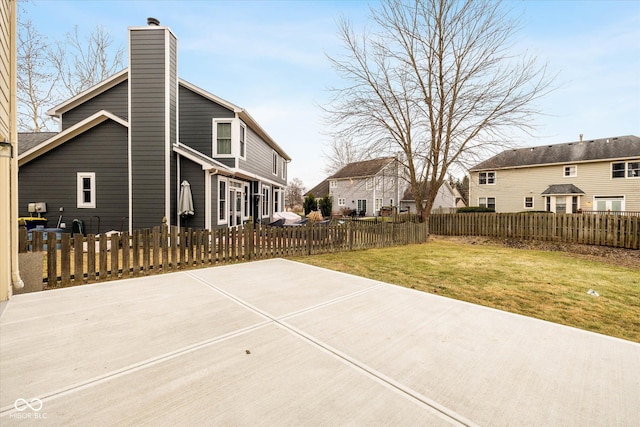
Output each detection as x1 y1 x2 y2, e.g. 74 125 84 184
469 135 640 213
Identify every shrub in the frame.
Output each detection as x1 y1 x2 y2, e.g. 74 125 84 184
318 195 333 218
306 210 323 222
303 195 317 215
457 206 495 213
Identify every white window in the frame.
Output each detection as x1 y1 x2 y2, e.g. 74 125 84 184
594 196 625 212
281 158 286 180
555 196 567 214
375 198 383 211
524 196 534 209
479 171 495 185
338 198 346 206
330 180 337 188
612 161 640 179
214 121 232 156
272 152 278 175
563 165 577 177
218 178 227 224
274 189 281 213
478 197 495 210
243 183 250 220
262 185 270 217
239 123 246 159
77 172 96 208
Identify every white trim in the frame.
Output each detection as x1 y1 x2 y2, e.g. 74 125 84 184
18 110 129 167
478 171 496 185
563 165 577 178
239 121 247 161
272 151 278 176
261 184 271 218
173 142 230 172
164 29 172 226
523 196 534 210
77 172 96 209
218 176 228 225
127 31 133 232
205 171 211 230
593 195 626 212
213 119 234 157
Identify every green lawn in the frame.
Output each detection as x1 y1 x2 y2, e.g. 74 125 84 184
291 239 640 342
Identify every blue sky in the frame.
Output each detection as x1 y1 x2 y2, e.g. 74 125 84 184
19 0 640 189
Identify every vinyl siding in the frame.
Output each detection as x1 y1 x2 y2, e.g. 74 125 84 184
129 27 171 230
178 85 234 157
178 156 205 229
61 81 128 130
329 164 399 216
470 160 640 212
18 120 128 232
238 128 287 186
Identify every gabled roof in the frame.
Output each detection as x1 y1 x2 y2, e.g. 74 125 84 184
18 110 129 167
18 132 58 155
330 157 396 180
46 69 290 161
470 135 640 171
541 184 585 195
305 179 330 198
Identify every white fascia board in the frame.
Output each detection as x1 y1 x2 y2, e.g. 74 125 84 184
18 110 129 166
46 69 129 117
173 142 231 172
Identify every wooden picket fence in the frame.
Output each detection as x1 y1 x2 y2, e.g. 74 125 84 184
19 220 428 288
429 213 640 249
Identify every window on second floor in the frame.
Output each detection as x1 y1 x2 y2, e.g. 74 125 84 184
524 196 534 209
563 165 577 177
330 180 337 189
215 121 232 155
479 171 495 185
239 123 246 159
338 198 346 206
272 152 278 176
612 161 640 179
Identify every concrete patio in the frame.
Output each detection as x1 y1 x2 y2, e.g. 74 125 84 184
1 259 638 426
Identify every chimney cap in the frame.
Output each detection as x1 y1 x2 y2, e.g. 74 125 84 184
147 17 160 26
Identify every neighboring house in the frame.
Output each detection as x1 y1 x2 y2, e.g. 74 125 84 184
18 18 290 233
468 135 640 213
399 181 465 214
317 157 401 216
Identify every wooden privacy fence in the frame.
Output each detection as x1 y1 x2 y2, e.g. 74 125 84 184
19 221 428 288
429 213 640 249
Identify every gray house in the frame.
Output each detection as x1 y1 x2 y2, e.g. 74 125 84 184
469 135 640 213
18 19 290 233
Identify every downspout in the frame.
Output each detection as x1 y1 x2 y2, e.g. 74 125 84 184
9 0 24 292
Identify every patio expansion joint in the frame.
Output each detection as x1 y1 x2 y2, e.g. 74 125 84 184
0 320 273 417
186 272 477 427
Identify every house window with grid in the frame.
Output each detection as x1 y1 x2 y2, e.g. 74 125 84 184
215 122 232 155
330 180 337 189
479 197 495 210
479 171 495 185
524 196 534 209
338 198 345 206
77 172 96 208
628 161 640 178
563 165 577 177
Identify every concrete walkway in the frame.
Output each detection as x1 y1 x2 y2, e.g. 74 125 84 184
1 259 638 426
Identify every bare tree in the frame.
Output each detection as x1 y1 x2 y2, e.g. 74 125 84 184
51 25 124 98
285 177 305 210
325 0 554 220
17 19 58 131
323 137 366 175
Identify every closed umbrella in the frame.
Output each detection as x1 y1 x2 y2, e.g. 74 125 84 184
178 180 194 220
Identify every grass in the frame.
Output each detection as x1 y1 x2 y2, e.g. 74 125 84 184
291 239 640 342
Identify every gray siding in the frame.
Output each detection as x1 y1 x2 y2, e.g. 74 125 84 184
18 121 128 233
130 28 173 230
61 81 128 130
178 156 205 229
178 85 234 157
238 128 286 186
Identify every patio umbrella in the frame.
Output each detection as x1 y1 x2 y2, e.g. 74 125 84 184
178 180 194 218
